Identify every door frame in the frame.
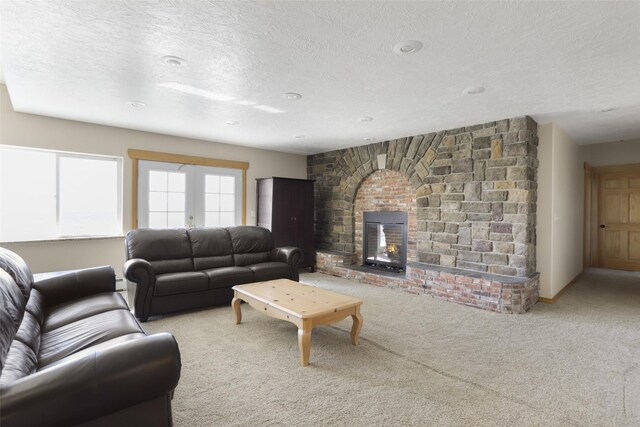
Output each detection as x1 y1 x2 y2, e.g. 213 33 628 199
584 162 640 268
128 149 249 228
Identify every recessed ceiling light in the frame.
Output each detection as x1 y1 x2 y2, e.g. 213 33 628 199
600 107 616 113
393 40 423 55
462 86 485 95
253 105 285 114
225 120 239 125
282 92 302 100
127 101 146 108
162 55 187 66
159 82 235 101
295 135 305 139
359 116 374 122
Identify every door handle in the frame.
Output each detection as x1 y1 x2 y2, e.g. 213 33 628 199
600 224 606 229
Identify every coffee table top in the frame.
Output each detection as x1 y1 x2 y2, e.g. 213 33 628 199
233 279 362 319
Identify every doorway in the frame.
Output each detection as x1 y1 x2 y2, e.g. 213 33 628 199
128 149 249 229
137 160 242 229
585 163 640 271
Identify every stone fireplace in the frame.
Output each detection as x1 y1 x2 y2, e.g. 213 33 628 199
307 116 540 314
363 211 408 271
354 169 418 267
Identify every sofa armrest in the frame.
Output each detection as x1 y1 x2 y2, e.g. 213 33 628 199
123 258 156 321
0 333 181 427
271 247 303 281
271 246 303 266
33 266 115 307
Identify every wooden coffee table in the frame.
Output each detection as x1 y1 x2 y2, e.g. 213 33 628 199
232 279 363 366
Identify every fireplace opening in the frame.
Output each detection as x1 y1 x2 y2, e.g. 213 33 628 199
363 211 408 272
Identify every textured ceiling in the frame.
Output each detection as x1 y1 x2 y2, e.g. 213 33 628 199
1 1 639 154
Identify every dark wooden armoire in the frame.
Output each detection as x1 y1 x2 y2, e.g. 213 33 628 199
256 177 315 271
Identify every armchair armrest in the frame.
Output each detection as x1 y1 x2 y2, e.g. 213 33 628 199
270 246 303 266
123 258 156 321
33 266 115 307
0 333 181 427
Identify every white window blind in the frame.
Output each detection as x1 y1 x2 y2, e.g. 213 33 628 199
0 145 123 242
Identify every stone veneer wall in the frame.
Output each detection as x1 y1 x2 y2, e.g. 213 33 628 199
308 116 539 278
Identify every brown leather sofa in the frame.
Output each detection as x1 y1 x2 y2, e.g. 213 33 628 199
0 247 181 427
124 225 303 321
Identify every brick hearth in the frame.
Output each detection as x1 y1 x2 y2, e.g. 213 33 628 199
317 250 539 314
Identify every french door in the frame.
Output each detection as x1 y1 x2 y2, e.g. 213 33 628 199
137 160 242 229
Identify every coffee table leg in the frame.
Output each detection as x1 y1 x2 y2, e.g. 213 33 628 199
231 296 242 325
298 320 312 366
351 307 363 346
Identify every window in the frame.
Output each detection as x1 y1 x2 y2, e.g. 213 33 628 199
147 168 187 228
204 174 236 227
137 160 242 228
0 145 122 242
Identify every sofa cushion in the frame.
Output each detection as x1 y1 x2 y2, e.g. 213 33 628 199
228 226 273 266
154 271 208 297
248 262 293 282
189 227 235 270
0 270 26 371
234 251 271 266
43 332 146 369
38 308 143 368
24 289 45 325
43 293 129 332
202 266 255 289
126 228 194 274
14 312 41 356
0 247 34 301
0 340 37 386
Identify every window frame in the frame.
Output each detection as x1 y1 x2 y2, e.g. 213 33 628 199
128 149 249 229
0 145 123 242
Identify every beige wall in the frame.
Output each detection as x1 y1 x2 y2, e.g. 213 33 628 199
536 122 585 298
0 84 307 275
536 124 553 298
582 139 640 167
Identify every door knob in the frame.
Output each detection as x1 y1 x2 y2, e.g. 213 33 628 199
600 224 606 229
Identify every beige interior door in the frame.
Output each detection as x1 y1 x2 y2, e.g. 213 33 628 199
598 170 640 271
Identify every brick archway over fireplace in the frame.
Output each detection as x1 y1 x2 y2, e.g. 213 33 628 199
354 170 418 265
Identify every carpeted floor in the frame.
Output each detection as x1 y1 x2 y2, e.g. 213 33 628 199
141 268 640 426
